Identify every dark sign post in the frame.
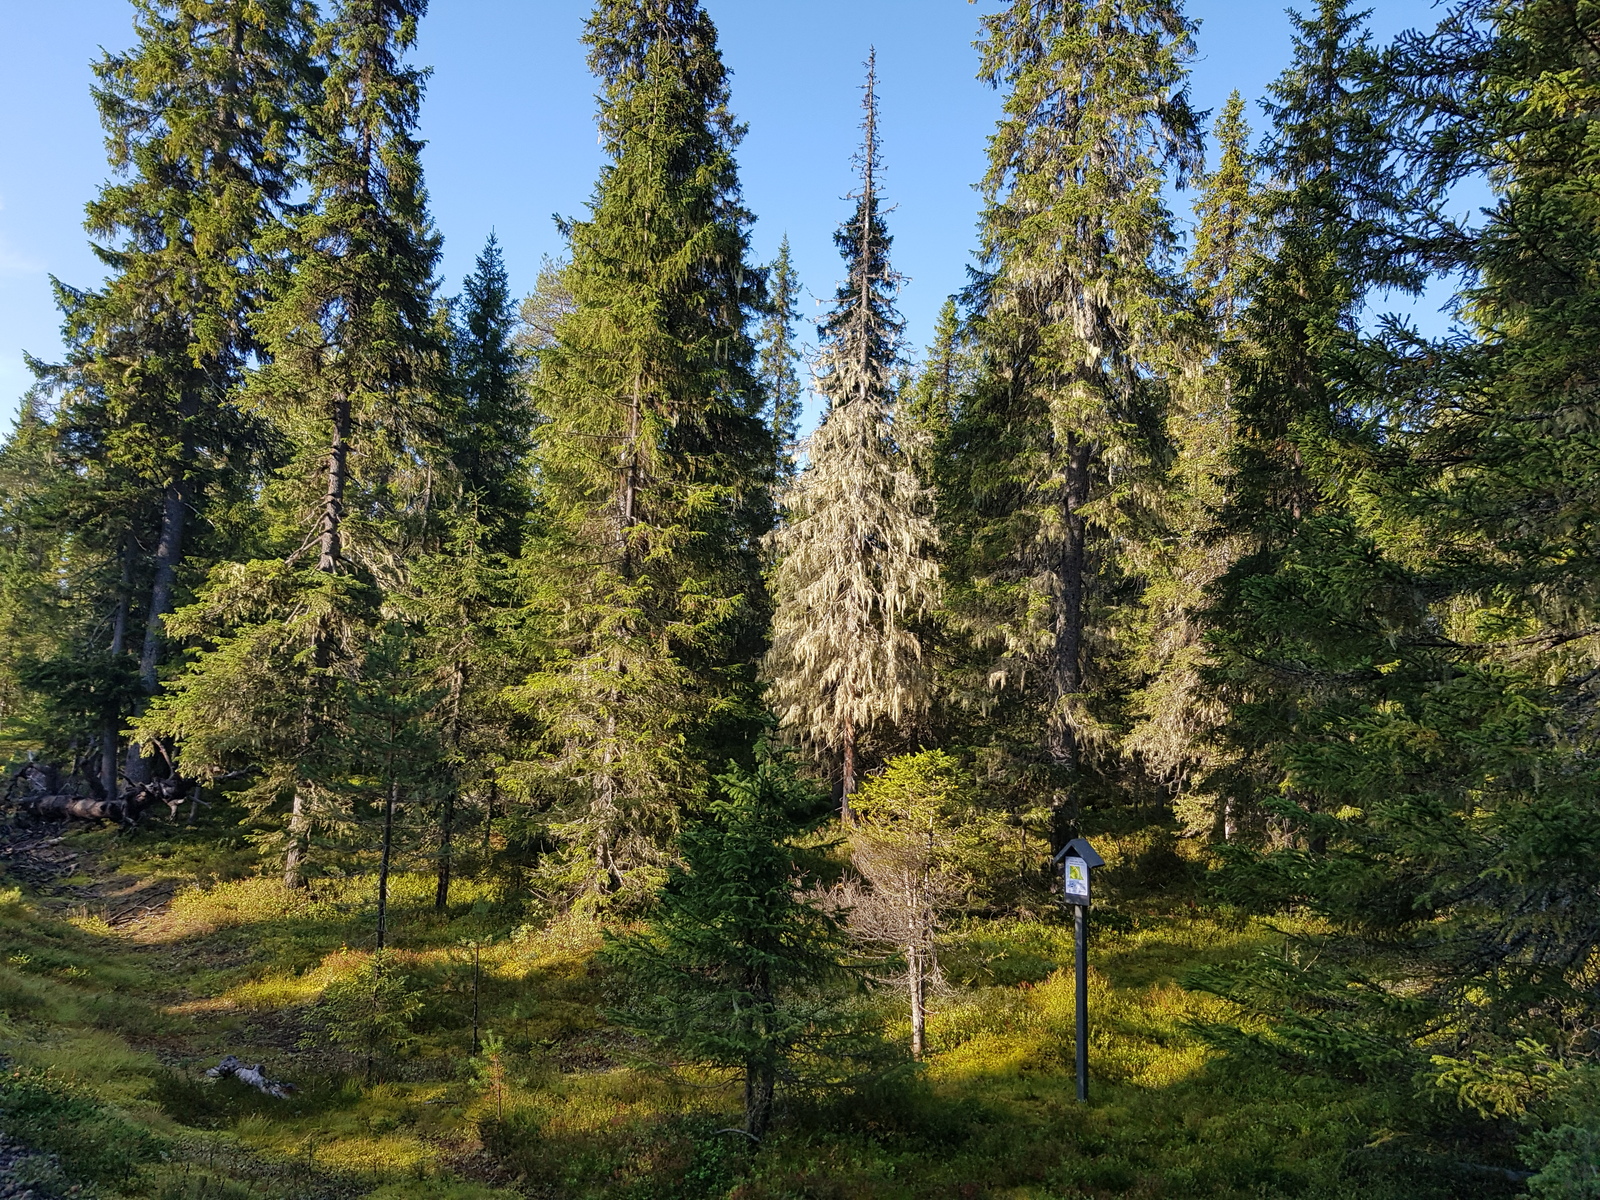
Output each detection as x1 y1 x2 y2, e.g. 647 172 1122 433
1053 836 1105 1103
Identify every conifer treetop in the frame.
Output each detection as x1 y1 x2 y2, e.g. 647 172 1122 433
766 54 938 804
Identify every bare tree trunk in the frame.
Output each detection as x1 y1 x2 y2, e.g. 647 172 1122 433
318 395 351 575
594 715 625 893
434 789 454 910
841 712 857 823
1047 440 1093 853
908 941 926 1060
126 471 191 785
480 777 497 868
376 780 397 950
744 1061 775 1141
284 791 310 889
140 480 189 690
103 539 134 799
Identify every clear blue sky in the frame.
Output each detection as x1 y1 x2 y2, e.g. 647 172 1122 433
0 0 1456 427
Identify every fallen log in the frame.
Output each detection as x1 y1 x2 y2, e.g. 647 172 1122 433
205 1055 297 1099
17 794 126 823
123 777 192 821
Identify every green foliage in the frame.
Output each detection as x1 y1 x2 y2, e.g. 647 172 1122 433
515 0 774 893
308 951 424 1079
0 1067 161 1188
939 0 1203 845
602 752 880 1138
449 234 534 558
468 1029 510 1120
1526 1126 1600 1199
758 235 806 482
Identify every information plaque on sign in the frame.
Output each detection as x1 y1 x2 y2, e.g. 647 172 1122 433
1063 856 1090 903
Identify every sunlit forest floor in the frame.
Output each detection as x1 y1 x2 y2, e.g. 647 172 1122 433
0 808 1520 1200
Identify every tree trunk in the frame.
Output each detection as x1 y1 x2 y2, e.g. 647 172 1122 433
376 780 397 950
318 395 351 575
1047 440 1093 853
140 479 189 691
126 473 191 785
434 789 455 910
103 540 133 800
744 1060 775 1141
284 792 310 889
480 777 497 868
840 712 857 824
908 941 926 1060
471 941 482 1055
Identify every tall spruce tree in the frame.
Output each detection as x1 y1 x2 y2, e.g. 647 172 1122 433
765 54 939 814
416 235 533 909
1199 0 1600 1084
940 0 1201 847
1123 92 1263 836
759 235 806 483
143 0 443 888
1203 0 1421 845
516 0 774 894
21 0 315 790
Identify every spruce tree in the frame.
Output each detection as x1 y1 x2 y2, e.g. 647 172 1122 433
25 0 314 787
905 299 968 456
1123 92 1263 836
516 0 775 894
1188 92 1259 337
414 236 533 909
940 0 1201 847
759 234 806 482
603 754 864 1140
450 234 532 557
1201 0 1421 846
1200 0 1600 1065
144 0 443 887
765 55 939 814
1218 0 1416 540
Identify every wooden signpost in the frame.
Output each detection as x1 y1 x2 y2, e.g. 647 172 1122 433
1053 836 1105 1103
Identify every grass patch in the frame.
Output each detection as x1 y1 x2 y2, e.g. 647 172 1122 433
0 809 1522 1199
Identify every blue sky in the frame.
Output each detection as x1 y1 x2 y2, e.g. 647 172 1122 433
0 0 1459 427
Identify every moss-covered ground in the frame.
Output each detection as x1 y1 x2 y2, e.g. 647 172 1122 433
0 808 1521 1199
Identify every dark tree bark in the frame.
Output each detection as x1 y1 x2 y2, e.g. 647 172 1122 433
434 789 454 910
1048 440 1093 852
284 792 309 889
318 395 351 575
103 536 134 799
127 462 192 785
376 780 397 949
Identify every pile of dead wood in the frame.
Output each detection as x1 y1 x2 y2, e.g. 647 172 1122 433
205 1056 297 1099
5 763 194 829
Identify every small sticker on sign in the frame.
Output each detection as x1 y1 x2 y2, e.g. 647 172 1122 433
1064 856 1089 900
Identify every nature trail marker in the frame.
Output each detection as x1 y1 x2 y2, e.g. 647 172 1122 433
1053 836 1105 1103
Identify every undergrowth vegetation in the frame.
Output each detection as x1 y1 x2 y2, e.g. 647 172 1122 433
0 807 1527 1199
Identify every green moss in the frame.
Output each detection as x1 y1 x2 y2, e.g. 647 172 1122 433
0 813 1520 1199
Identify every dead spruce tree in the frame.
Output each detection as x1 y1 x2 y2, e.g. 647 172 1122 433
766 53 939 817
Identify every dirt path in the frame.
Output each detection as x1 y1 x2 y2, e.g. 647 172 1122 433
0 826 176 927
